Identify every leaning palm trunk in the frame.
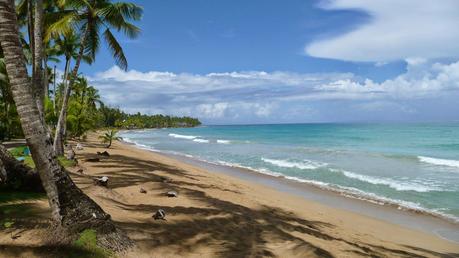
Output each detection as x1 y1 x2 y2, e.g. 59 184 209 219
33 0 45 119
0 0 130 250
54 29 89 156
53 57 71 155
0 158 6 185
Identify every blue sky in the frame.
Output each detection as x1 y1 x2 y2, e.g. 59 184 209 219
78 0 459 124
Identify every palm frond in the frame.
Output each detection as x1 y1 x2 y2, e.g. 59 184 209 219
99 4 141 39
45 11 80 41
97 2 142 21
58 0 91 10
84 20 101 61
103 28 128 70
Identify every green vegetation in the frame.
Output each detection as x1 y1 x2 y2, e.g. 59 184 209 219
73 229 112 258
0 73 201 141
99 130 121 148
0 190 45 204
109 109 202 129
3 221 14 229
9 146 34 168
0 190 46 228
58 156 77 167
0 0 200 142
8 146 76 168
0 0 199 253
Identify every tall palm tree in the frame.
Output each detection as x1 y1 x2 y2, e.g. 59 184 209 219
33 0 46 119
49 0 142 155
52 32 93 153
0 0 129 248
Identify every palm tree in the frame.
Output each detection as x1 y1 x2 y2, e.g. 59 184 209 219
0 0 129 248
32 0 46 119
0 157 5 184
49 0 142 155
66 76 101 137
99 129 121 148
52 31 93 154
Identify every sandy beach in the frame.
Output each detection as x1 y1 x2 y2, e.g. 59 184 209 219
1 134 458 257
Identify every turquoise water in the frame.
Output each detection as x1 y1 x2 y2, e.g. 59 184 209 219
120 123 459 222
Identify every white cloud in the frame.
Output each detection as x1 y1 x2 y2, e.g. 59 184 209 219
89 61 459 123
315 60 459 98
196 103 229 118
306 0 459 62
354 101 416 114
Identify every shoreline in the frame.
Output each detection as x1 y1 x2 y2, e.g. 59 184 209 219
2 134 458 257
121 138 459 243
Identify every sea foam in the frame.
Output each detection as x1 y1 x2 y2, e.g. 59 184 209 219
168 133 197 140
261 158 327 170
217 139 231 144
193 138 210 143
333 169 441 192
418 156 459 169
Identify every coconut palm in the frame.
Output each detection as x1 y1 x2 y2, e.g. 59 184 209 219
0 0 129 248
32 0 45 119
0 48 21 140
99 129 121 148
66 76 101 137
50 0 142 155
52 31 93 153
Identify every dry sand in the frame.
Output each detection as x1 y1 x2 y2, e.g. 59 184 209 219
1 134 458 257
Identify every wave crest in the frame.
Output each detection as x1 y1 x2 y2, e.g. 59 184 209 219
193 138 209 143
261 158 327 170
331 168 442 192
418 156 459 169
168 133 197 140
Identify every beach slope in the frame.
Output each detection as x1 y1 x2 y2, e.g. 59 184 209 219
0 134 458 257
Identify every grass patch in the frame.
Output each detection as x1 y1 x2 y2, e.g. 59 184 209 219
8 146 35 168
0 190 45 204
72 229 112 258
0 190 46 220
8 146 77 168
58 156 77 167
3 220 14 228
8 146 28 157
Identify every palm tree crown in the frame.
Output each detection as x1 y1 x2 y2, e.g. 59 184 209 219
48 0 142 70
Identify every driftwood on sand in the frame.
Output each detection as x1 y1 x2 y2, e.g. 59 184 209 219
97 151 110 157
86 158 100 162
66 149 75 160
166 191 178 197
76 143 83 150
153 209 166 220
94 176 109 187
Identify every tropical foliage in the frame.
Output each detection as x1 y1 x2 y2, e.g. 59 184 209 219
0 0 200 142
98 129 120 148
0 0 203 252
99 107 202 129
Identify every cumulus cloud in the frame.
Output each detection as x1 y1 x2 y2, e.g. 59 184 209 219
89 61 459 123
315 60 459 98
306 0 459 62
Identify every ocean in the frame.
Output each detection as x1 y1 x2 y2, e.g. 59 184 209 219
120 123 459 222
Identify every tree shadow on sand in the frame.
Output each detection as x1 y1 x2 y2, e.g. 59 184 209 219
73 152 459 257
